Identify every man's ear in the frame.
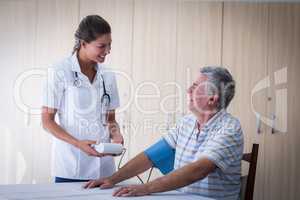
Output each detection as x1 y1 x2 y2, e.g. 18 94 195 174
213 95 219 104
209 95 219 106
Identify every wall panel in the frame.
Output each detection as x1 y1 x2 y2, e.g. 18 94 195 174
176 1 222 116
264 4 300 200
0 0 37 184
130 0 178 180
222 3 269 200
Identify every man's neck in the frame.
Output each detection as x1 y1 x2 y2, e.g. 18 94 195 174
195 110 217 131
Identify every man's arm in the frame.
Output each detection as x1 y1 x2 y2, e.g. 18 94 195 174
110 152 153 184
146 157 216 193
83 152 153 189
112 157 216 197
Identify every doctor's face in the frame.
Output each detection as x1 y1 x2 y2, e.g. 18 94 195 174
81 33 112 63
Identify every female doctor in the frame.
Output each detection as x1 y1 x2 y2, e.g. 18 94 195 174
41 15 124 183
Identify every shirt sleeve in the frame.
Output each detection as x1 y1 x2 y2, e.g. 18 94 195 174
195 120 244 172
162 118 183 149
107 72 120 110
42 67 65 110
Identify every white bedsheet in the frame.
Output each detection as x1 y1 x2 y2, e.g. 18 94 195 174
0 182 214 200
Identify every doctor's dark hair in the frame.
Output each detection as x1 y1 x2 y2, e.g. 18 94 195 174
200 66 235 110
72 15 111 54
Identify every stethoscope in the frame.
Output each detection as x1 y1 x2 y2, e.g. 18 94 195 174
73 71 111 125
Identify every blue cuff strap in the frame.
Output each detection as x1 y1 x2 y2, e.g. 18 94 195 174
144 138 175 175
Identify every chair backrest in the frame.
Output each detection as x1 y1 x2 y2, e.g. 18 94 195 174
242 143 259 200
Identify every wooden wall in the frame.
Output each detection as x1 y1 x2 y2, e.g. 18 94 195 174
0 1 299 199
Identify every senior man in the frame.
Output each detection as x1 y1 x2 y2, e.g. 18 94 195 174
84 66 244 200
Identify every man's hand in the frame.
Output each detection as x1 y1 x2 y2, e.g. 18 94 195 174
83 178 115 189
112 184 150 197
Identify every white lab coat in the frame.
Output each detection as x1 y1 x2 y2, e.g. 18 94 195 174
43 53 120 180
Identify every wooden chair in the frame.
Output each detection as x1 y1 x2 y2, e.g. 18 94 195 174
241 143 259 200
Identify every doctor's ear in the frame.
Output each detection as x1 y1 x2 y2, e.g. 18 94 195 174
80 40 87 48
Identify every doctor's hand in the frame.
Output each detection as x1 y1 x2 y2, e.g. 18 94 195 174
112 184 150 197
83 177 115 189
76 140 103 157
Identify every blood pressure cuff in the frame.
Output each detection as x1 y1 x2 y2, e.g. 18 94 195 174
144 138 175 175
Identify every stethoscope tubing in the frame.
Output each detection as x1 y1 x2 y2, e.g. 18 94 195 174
73 71 111 104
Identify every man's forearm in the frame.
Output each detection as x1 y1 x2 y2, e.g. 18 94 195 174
109 152 153 184
145 158 215 193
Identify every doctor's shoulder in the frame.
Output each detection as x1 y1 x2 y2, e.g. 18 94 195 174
100 65 118 82
46 56 72 84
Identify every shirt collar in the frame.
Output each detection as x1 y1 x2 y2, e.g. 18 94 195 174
206 109 226 127
70 52 102 73
70 53 81 73
195 109 227 131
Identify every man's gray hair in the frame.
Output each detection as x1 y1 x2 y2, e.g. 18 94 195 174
200 66 235 110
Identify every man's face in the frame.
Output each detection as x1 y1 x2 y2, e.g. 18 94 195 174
187 73 218 114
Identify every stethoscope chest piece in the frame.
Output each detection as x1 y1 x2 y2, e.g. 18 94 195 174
73 79 82 87
73 72 82 87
